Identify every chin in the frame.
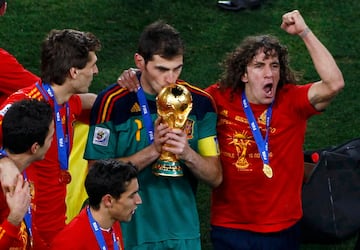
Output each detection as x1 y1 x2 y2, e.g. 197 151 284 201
262 97 274 105
123 217 132 222
77 89 89 94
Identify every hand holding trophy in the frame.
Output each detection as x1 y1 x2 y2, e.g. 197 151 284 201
153 84 193 177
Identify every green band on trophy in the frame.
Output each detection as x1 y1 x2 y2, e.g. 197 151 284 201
152 160 183 177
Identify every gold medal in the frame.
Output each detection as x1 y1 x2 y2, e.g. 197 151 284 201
263 164 273 178
59 170 72 184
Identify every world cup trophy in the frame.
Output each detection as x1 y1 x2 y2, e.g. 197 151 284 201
153 84 193 177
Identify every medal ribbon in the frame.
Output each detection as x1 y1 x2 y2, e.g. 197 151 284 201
136 86 154 144
36 83 70 171
0 149 33 245
87 206 119 250
241 92 273 165
21 171 33 246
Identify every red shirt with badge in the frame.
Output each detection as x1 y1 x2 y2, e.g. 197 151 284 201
206 83 319 233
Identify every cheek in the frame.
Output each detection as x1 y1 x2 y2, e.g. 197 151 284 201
174 70 182 79
86 71 94 79
117 201 133 215
274 71 281 80
81 70 94 79
149 72 163 84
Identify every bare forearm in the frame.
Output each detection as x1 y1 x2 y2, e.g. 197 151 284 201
78 93 97 110
301 29 344 92
182 149 222 188
116 144 160 171
281 10 344 109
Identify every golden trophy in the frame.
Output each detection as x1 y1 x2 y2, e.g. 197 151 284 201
153 84 193 177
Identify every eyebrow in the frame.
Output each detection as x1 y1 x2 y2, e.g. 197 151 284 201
155 64 183 71
126 191 137 199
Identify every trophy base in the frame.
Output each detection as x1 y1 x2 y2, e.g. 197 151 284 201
152 160 183 177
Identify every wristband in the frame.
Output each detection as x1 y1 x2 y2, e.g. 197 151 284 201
299 27 311 38
0 149 8 159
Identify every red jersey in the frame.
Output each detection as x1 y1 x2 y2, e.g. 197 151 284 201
206 83 319 233
50 208 124 250
0 48 39 104
0 83 82 249
0 186 31 250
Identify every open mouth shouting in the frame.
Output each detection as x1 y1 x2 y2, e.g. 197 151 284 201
264 83 274 98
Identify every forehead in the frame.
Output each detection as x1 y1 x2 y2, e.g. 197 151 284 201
85 51 97 66
148 54 183 67
251 48 279 62
120 178 139 197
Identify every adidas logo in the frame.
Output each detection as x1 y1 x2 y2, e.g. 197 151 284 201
131 102 141 113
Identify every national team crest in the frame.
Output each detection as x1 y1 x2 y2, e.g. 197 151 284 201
184 119 194 139
93 127 110 146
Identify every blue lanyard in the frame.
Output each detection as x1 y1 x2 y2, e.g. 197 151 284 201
241 92 273 165
86 206 119 250
136 86 154 144
36 83 70 171
22 171 33 246
0 149 33 245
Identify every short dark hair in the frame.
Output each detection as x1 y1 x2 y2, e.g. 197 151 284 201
0 0 5 7
41 29 101 85
137 20 184 63
2 99 53 154
85 159 138 210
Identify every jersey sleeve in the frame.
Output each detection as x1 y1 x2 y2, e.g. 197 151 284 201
84 121 119 160
0 217 21 249
69 94 83 118
196 98 219 157
184 81 219 157
0 49 40 103
83 86 120 160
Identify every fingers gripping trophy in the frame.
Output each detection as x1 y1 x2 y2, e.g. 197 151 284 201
153 84 193 177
